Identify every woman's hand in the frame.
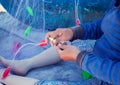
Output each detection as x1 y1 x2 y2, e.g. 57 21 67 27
56 44 80 61
45 28 73 46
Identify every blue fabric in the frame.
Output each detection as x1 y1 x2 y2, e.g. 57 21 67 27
81 0 115 40
0 12 103 85
34 80 77 85
78 0 120 85
34 80 102 85
0 0 112 30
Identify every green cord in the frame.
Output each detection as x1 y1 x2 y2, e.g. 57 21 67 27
26 6 34 16
24 26 32 36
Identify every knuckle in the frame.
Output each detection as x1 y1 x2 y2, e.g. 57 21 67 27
46 32 51 36
56 28 62 32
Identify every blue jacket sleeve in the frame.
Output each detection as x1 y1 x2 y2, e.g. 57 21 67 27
71 18 103 40
81 18 103 40
71 17 103 40
81 0 116 40
71 0 115 40
77 51 120 85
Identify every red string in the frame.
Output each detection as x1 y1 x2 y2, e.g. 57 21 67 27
38 40 47 46
76 18 80 25
2 66 11 79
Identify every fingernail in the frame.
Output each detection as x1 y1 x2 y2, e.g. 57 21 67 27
51 44 53 47
58 44 62 46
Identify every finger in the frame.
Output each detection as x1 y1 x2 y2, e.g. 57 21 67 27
59 41 67 45
49 37 58 46
50 41 54 46
45 32 53 43
52 40 58 46
52 30 63 39
56 47 66 60
56 32 63 38
48 31 58 39
54 30 63 41
45 31 58 44
58 44 67 50
56 46 63 55
50 40 58 46
56 34 68 42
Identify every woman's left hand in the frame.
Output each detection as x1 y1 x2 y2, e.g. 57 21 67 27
56 44 80 61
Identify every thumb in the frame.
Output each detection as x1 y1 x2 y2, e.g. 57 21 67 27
56 46 63 55
58 44 67 50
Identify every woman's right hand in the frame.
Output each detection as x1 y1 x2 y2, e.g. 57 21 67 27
45 28 74 46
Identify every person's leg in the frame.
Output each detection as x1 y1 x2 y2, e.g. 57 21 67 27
0 47 61 75
0 69 39 85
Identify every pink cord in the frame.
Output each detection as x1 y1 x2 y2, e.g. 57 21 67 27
76 18 80 25
12 41 21 55
2 66 11 79
38 40 47 46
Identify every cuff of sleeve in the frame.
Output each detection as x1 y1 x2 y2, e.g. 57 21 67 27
70 25 84 41
76 50 87 68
